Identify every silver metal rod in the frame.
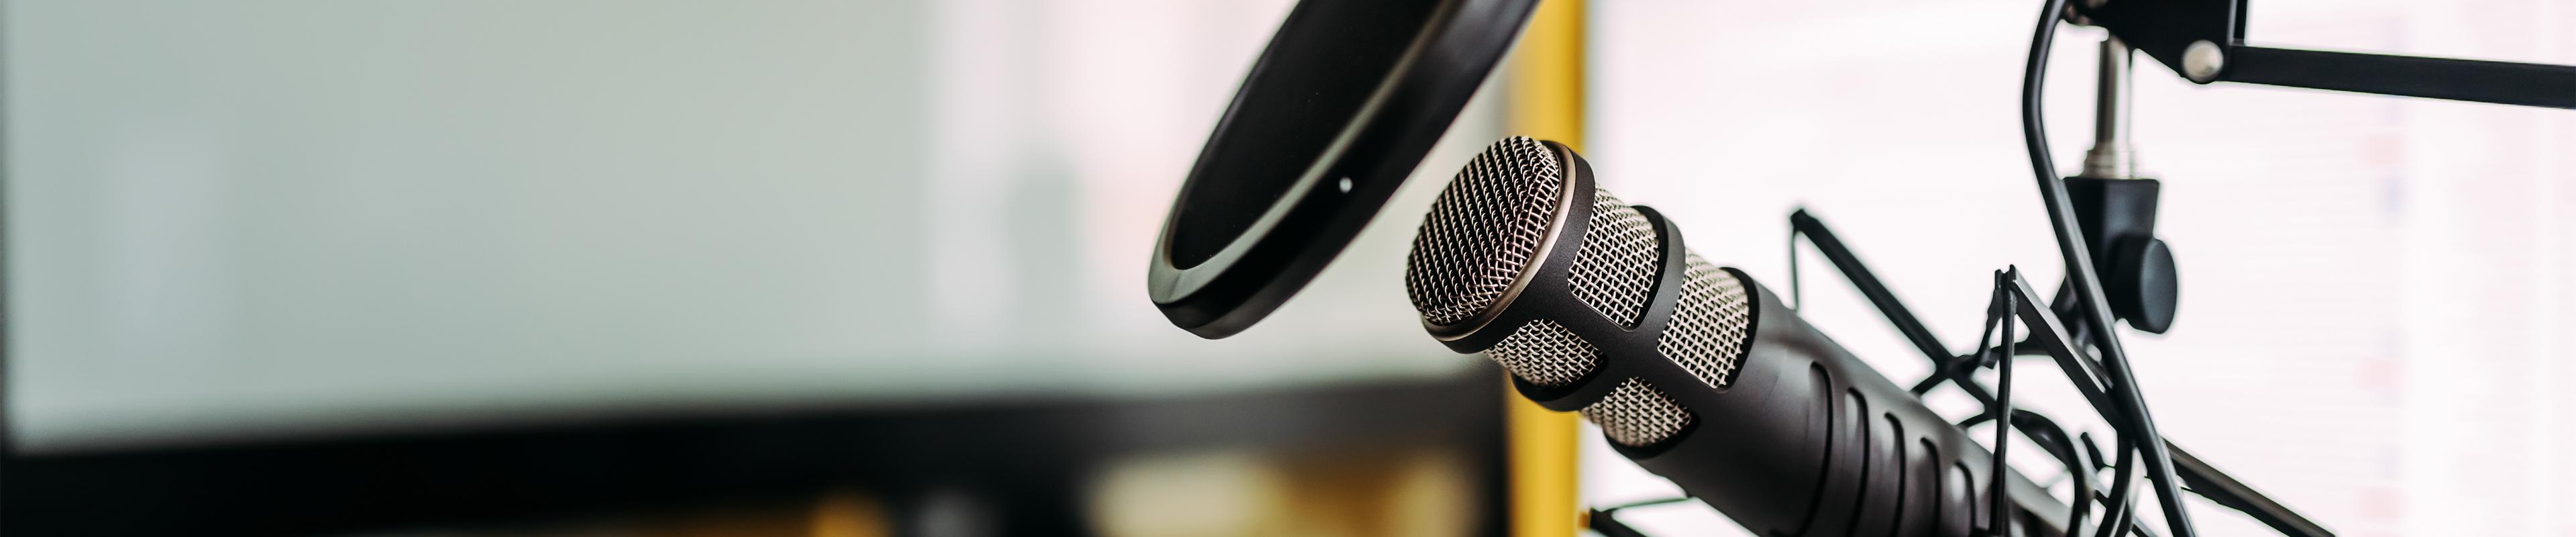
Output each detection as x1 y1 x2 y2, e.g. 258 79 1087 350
2081 36 2138 179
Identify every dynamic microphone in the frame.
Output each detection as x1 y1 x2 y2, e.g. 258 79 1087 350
1405 137 2068 537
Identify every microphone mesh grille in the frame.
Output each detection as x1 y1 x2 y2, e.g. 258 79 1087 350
1659 254 1754 389
1482 320 1600 387
1470 190 1662 391
1402 136 1758 449
1569 192 1661 327
1581 378 1693 447
1405 136 1565 326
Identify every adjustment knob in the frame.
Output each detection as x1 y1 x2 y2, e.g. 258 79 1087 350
2107 237 2178 334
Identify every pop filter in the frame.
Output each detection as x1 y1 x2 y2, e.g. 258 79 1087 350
1148 0 1538 338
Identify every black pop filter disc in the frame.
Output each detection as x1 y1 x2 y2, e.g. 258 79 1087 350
1148 0 1538 338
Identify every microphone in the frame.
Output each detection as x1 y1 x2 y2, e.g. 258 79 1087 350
1405 137 2068 537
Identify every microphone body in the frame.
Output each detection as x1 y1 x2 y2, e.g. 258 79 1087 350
1405 138 2065 537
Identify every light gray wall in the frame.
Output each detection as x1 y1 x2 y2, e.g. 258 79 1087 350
3 0 1497 452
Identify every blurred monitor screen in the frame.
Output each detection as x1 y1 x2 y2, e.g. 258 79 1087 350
3 1 1487 454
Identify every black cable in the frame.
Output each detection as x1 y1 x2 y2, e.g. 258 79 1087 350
1968 409 2098 537
2020 412 2095 536
1962 405 2116 537
2071 432 2145 537
2098 436 2139 537
2016 0 2197 534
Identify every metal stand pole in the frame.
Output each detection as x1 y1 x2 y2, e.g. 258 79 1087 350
2081 37 2137 181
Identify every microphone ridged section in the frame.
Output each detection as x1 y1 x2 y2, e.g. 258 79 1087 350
1568 191 1661 327
1480 320 1600 387
1405 136 1564 326
1581 378 1693 447
1658 254 1754 389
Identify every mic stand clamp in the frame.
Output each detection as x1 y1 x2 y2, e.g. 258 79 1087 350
2068 35 2180 334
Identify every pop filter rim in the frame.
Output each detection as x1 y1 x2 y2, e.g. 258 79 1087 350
1148 0 1538 338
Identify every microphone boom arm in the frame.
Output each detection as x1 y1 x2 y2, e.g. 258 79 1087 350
2076 0 2576 109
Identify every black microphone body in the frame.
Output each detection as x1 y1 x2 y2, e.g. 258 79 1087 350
1405 138 2066 537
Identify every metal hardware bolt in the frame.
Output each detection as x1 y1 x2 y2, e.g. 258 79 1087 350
2182 40 2226 83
